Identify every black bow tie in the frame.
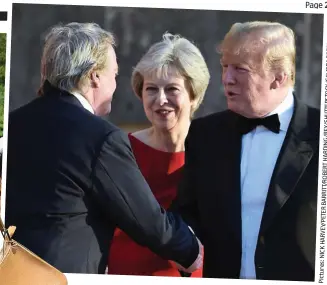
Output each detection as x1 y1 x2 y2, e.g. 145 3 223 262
237 113 280 135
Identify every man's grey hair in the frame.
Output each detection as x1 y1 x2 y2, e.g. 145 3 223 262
39 22 115 95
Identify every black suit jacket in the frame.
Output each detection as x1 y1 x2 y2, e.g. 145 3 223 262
5 81 199 274
172 97 320 281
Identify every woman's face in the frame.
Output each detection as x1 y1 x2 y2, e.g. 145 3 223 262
141 68 194 132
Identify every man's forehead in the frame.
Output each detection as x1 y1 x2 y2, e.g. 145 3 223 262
220 31 265 55
220 43 264 66
108 45 116 59
220 52 251 64
108 47 118 70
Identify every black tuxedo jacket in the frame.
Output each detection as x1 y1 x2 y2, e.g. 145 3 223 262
172 97 320 281
5 81 199 274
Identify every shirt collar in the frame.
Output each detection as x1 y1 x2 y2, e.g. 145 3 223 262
70 91 94 114
266 87 294 132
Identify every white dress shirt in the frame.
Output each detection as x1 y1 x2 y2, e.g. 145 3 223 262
70 91 94 114
239 89 294 279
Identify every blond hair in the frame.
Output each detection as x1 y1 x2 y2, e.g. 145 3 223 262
218 21 296 86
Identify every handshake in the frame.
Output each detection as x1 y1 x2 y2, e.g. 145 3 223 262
172 237 204 274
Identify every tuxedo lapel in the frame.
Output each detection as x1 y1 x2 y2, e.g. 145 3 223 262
217 111 243 241
259 98 319 235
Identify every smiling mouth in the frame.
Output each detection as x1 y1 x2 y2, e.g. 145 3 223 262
156 110 173 115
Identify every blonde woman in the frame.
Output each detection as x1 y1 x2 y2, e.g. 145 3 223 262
108 33 210 277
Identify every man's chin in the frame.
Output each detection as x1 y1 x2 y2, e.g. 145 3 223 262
106 105 112 115
227 103 246 117
227 102 238 112
97 104 112 117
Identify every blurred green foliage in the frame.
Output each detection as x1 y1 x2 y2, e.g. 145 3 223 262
0 33 6 137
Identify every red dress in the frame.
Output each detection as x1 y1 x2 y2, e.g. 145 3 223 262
107 134 202 277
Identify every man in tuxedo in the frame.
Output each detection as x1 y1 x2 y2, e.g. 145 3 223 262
172 21 320 281
5 22 202 274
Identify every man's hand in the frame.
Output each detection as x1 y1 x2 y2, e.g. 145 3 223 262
173 237 203 273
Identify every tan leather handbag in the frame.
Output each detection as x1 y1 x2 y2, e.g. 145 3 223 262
0 217 68 285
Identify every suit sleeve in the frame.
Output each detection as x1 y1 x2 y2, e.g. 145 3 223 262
169 122 203 242
91 129 199 268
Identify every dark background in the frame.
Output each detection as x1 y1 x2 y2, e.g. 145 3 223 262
9 3 324 131
0 33 5 137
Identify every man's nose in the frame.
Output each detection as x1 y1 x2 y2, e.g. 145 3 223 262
223 66 236 85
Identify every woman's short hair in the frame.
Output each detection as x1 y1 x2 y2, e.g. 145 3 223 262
39 22 115 95
131 33 210 117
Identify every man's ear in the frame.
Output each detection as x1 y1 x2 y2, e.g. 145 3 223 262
271 72 287 89
90 70 100 88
